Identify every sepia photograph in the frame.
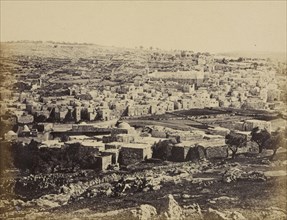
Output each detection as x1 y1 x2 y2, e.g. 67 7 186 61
0 1 286 219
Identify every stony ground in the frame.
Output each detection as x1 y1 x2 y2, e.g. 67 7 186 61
1 149 286 219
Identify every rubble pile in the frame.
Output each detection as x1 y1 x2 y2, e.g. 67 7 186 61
222 166 267 183
111 176 162 197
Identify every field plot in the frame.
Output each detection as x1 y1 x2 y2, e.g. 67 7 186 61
175 108 232 116
124 119 207 131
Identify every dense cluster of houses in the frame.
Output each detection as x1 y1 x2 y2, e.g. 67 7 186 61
0 45 286 171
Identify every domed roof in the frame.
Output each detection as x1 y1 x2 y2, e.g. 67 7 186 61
117 122 131 129
6 130 17 136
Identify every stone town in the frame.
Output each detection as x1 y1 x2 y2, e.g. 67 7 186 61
0 41 286 219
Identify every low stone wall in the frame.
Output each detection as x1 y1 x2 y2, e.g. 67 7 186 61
169 144 228 162
205 146 228 159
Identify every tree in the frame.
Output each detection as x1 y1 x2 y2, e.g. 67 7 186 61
35 114 47 123
252 62 258 70
225 131 247 159
267 129 285 159
250 127 270 153
251 127 286 159
222 58 229 64
237 57 243 62
181 51 186 58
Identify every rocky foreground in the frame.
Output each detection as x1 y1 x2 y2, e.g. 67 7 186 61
1 150 287 219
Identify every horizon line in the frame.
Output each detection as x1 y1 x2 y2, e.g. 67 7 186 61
1 40 286 55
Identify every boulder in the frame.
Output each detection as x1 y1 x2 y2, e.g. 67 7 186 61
182 194 191 199
158 194 183 220
231 211 246 220
205 208 229 220
130 204 158 220
184 203 203 220
106 187 113 196
205 208 246 220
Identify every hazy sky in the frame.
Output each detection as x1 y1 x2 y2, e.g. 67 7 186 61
1 1 286 53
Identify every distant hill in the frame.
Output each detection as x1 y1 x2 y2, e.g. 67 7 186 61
0 41 130 59
1 41 286 62
218 51 286 62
